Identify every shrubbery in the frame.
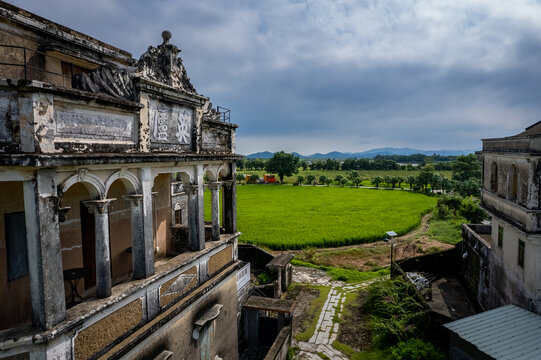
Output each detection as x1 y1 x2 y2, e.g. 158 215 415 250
436 194 487 223
361 277 446 360
365 277 428 346
390 338 446 360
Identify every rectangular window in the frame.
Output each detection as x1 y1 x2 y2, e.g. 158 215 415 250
5 212 29 281
174 209 182 225
518 240 525 268
498 226 503 248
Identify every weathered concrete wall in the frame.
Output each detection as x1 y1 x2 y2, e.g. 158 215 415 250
238 244 275 273
0 181 31 330
201 123 232 154
264 326 292 360
0 89 18 152
124 273 239 360
488 217 541 310
482 154 540 210
461 224 491 310
397 247 459 275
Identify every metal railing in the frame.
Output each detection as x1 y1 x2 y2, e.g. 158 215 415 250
0 44 73 87
217 106 231 123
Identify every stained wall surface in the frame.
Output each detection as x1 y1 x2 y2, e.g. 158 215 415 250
0 181 31 329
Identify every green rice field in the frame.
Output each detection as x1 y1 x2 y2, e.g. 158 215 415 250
206 185 437 250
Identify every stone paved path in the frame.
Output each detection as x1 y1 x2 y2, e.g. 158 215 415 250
292 266 370 360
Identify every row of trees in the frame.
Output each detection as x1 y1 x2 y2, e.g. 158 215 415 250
240 151 481 196
370 155 481 197
238 155 452 172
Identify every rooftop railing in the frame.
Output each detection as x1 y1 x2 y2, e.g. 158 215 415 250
217 106 231 123
0 44 74 87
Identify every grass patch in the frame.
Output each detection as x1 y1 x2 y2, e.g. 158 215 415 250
291 259 389 283
351 349 391 360
294 285 331 342
213 185 436 249
426 218 463 244
332 341 357 357
317 353 331 360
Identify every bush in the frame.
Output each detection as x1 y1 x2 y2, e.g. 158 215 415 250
459 196 487 223
437 194 463 211
287 346 299 360
435 203 450 219
257 270 274 285
365 277 428 346
390 339 445 360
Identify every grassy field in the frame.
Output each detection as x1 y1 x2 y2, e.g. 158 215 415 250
238 169 452 187
207 185 437 250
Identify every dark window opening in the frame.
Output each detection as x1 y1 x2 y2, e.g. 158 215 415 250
518 240 525 268
490 162 498 193
5 212 28 281
498 225 503 248
174 209 182 225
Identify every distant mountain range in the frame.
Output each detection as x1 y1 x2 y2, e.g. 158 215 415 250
246 147 478 159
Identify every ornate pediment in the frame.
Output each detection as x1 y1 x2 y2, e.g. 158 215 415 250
135 31 196 93
72 31 197 100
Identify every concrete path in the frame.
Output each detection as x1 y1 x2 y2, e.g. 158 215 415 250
292 266 369 360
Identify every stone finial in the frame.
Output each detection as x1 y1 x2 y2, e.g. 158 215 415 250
162 30 172 44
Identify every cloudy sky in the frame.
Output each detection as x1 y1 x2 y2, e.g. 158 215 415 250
11 0 541 155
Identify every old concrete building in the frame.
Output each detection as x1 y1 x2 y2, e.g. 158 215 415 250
0 1 243 359
463 121 541 312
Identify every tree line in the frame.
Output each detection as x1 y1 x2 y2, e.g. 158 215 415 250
238 151 481 197
238 153 454 172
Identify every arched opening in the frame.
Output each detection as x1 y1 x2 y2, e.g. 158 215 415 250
509 164 518 201
106 179 133 284
59 183 97 297
490 162 498 193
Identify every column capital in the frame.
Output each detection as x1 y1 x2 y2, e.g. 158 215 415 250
122 194 143 207
222 180 234 189
57 206 71 223
83 198 116 215
185 184 200 195
208 181 222 191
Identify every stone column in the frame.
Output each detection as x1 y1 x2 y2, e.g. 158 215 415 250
23 170 66 330
223 180 237 233
83 199 115 298
185 184 205 251
208 182 222 241
122 194 150 280
140 167 155 277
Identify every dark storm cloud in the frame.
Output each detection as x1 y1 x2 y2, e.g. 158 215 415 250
10 0 541 154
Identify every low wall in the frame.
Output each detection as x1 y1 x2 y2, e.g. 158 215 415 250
264 325 292 360
238 244 274 272
397 247 460 275
460 224 491 310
